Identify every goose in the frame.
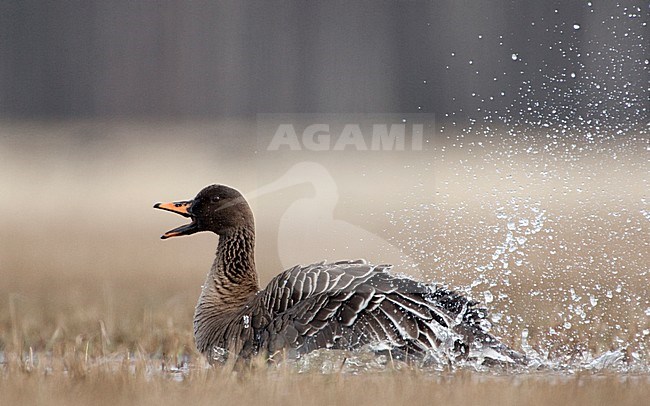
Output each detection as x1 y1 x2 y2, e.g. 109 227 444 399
154 184 525 365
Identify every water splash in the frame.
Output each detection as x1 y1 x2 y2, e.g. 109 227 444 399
384 2 649 374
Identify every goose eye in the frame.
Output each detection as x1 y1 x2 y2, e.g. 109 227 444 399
211 196 221 203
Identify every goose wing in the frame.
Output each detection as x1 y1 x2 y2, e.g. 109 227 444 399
257 260 513 362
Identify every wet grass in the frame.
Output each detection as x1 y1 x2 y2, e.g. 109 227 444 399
1 348 650 406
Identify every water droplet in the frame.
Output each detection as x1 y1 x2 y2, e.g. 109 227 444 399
511 53 518 61
573 24 581 30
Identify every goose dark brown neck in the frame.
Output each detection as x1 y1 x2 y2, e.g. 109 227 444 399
215 226 259 287
205 225 259 302
194 225 259 353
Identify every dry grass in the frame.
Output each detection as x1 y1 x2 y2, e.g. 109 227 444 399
2 354 650 406
0 120 648 405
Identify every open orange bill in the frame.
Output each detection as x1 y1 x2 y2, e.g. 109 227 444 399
153 200 198 239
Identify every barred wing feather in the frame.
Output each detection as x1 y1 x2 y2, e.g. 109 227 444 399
257 260 520 363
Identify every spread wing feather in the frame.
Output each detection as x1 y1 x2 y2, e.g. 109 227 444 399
247 260 522 363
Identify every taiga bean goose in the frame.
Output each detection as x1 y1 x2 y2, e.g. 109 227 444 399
154 184 525 365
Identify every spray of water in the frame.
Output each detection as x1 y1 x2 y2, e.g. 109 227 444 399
385 3 648 373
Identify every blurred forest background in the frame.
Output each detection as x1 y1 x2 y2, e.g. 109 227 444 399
0 0 646 122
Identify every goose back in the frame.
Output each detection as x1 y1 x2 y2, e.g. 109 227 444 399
197 259 522 364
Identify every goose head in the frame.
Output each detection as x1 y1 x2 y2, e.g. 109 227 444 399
154 184 254 238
